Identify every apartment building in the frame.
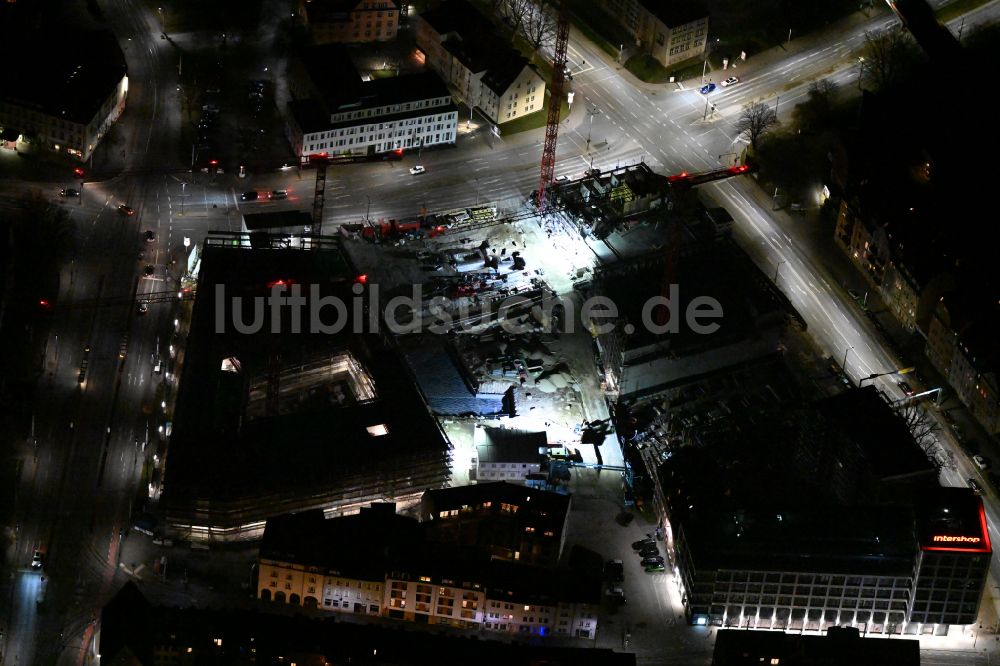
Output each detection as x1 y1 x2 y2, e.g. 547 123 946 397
416 0 545 126
926 294 1000 435
600 0 709 67
286 44 457 161
0 28 127 162
419 482 571 568
257 495 598 640
301 0 400 44
834 199 890 287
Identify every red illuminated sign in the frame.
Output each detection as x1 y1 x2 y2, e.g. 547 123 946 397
932 535 981 543
923 504 992 553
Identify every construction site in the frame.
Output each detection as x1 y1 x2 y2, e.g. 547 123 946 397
155 0 766 539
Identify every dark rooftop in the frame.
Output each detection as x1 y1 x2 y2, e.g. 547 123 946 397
163 245 449 524
420 481 572 526
0 28 126 125
637 0 709 28
816 385 935 482
419 0 496 38
679 503 917 577
476 426 547 463
595 240 793 352
101 582 635 666
242 210 314 232
306 0 399 23
712 626 920 665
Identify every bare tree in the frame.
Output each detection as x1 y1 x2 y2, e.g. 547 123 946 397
895 403 950 471
734 102 779 150
521 2 556 52
861 28 920 91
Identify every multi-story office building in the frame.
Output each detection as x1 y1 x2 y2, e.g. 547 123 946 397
162 240 451 541
300 0 400 44
599 0 709 67
0 27 127 162
286 44 457 162
416 0 545 126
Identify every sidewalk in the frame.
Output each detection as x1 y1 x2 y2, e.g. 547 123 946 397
577 5 889 93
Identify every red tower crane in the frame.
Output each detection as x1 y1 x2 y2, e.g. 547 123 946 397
537 0 570 210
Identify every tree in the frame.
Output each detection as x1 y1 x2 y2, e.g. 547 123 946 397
734 101 779 150
895 403 950 471
521 2 556 52
791 80 835 134
861 28 921 92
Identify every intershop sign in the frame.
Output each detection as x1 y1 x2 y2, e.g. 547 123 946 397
932 535 982 544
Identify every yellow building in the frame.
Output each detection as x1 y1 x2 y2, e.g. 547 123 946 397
301 0 400 44
416 0 545 126
600 0 709 67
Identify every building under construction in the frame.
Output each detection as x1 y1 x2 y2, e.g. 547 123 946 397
161 235 451 541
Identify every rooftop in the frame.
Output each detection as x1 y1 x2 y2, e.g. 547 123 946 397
0 27 126 125
816 385 935 482
163 245 450 528
637 0 709 28
916 487 992 554
475 426 547 464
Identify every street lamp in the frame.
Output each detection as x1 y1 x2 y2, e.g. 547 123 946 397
158 6 165 35
773 260 786 284
586 105 600 149
857 57 865 90
859 366 915 386
842 345 855 378
366 194 371 223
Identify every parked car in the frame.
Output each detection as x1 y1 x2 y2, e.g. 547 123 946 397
641 555 664 567
720 76 740 87
605 587 626 604
638 545 659 559
60 188 80 197
631 537 655 550
31 550 43 569
604 560 624 582
699 83 716 94
897 381 915 396
409 165 426 175
644 563 666 573
968 478 984 494
974 455 990 470
118 204 135 216
241 191 259 201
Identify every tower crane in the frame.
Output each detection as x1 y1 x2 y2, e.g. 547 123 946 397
536 0 570 211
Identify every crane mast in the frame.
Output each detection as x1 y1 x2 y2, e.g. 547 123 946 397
537 0 570 210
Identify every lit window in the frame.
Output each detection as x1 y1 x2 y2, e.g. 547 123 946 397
213 639 222 647
367 424 389 436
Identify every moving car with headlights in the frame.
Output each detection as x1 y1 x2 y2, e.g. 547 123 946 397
720 76 740 87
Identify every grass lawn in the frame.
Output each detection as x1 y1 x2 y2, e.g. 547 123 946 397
566 0 633 60
369 69 399 79
499 98 570 135
625 54 673 83
935 0 994 22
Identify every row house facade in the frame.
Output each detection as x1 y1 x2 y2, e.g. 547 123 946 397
600 0 709 67
301 0 400 44
259 561 601 640
287 71 458 162
926 296 1000 434
415 1 545 126
0 29 128 162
